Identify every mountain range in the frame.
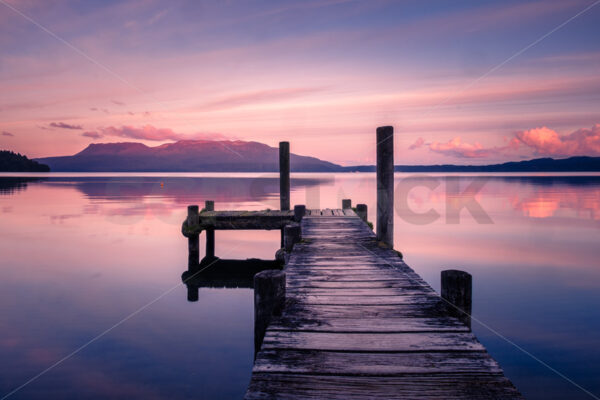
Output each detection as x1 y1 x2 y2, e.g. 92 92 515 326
36 140 343 172
344 156 600 172
21 139 600 172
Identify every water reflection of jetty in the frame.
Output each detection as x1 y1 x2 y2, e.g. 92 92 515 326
181 127 522 399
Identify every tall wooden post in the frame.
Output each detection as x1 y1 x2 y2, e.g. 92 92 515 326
441 269 472 329
254 270 286 355
204 200 215 262
279 141 290 211
342 199 352 209
356 204 368 223
376 126 394 247
187 205 199 268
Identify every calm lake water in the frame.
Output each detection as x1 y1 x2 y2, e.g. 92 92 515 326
1 172 599 399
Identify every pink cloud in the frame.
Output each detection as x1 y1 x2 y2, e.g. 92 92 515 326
514 124 600 156
428 137 494 158
82 131 103 139
410 123 600 160
408 137 425 150
81 125 229 142
2 131 14 137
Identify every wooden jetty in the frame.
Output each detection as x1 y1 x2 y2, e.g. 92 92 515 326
244 208 522 399
181 128 522 398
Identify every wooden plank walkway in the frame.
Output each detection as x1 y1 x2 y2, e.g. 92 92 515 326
246 210 522 399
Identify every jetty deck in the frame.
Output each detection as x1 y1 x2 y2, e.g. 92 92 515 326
245 210 522 399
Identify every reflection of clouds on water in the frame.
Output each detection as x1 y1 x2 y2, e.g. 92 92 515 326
511 187 600 220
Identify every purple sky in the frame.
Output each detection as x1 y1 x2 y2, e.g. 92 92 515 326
1 0 599 165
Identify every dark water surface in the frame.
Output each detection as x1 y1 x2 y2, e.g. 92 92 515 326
0 173 599 399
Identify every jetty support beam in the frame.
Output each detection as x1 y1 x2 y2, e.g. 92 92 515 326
254 270 286 355
294 204 306 222
356 203 368 223
284 224 301 252
441 269 472 329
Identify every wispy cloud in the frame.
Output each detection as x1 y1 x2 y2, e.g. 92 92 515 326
429 137 498 158
2 131 15 137
198 87 327 112
49 122 83 130
408 137 424 150
82 131 103 139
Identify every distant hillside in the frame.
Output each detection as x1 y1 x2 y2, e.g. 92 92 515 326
0 150 50 172
36 140 344 172
344 156 600 172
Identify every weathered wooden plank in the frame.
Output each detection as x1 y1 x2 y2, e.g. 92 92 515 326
245 373 522 399
286 279 430 289
294 294 440 306
282 303 451 319
287 288 435 297
253 350 501 375
262 331 485 352
269 316 469 333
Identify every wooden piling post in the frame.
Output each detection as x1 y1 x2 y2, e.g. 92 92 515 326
342 199 352 209
376 126 394 247
205 200 215 261
254 270 286 355
284 224 301 252
294 204 306 222
441 269 472 328
186 285 199 302
356 203 368 223
279 141 290 211
187 205 199 267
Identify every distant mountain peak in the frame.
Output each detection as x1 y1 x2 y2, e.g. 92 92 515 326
36 139 343 172
77 142 151 156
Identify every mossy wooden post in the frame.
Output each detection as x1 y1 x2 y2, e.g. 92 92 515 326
187 205 199 268
342 199 352 209
254 270 286 355
441 269 472 329
205 200 215 261
376 126 394 247
356 203 368 223
284 224 301 252
279 141 290 211
294 204 306 222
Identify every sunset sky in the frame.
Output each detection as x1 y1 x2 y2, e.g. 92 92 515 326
1 0 599 165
